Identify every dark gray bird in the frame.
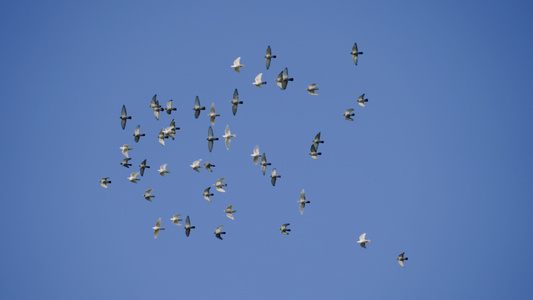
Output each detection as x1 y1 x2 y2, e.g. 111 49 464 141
133 125 145 143
279 223 291 235
165 100 177 114
264 45 276 70
213 225 226 240
350 42 363 66
270 168 281 186
275 68 293 90
297 189 310 215
99 177 111 189
357 93 368 107
260 153 271 175
119 105 132 130
343 109 355 121
230 89 243 116
193 96 206 119
309 144 322 160
203 162 215 172
139 159 150 176
207 126 218 152
312 132 324 150
120 158 132 168
184 216 195 237
203 187 214 202
397 252 408 267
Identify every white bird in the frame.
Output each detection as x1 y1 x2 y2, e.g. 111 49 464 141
184 216 195 237
170 214 182 226
193 96 206 119
343 109 355 121
190 159 203 172
133 125 145 143
264 45 276 70
306 84 319 95
119 105 131 130
127 172 140 183
207 103 220 125
297 189 310 215
350 42 364 66
260 153 271 175
253 73 267 87
279 223 291 235
309 144 322 160
231 56 245 73
99 177 111 189
224 205 237 220
139 159 150 176
250 145 261 165
270 168 281 186
157 129 168 146
357 233 371 249
152 218 165 239
158 164 170 177
143 189 155 202
357 93 368 107
312 132 324 150
165 99 177 114
120 158 132 168
222 125 236 150
203 162 215 172
213 225 226 240
120 144 133 158
230 89 243 116
206 126 218 152
397 252 408 267
213 178 227 192
203 187 214 202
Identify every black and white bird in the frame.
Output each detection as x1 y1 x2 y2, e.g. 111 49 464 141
276 67 294 90
270 168 281 186
357 233 371 249
203 187 214 202
120 158 132 168
264 46 276 70
357 93 368 107
139 159 150 176
184 216 195 237
253 73 267 87
312 132 324 150
297 189 310 215
397 252 408 267
119 105 131 130
224 205 236 220
230 89 243 116
213 225 226 240
207 103 220 125
153 218 165 239
193 96 206 119
260 153 272 175
343 109 355 121
350 42 363 66
231 57 245 73
309 144 322 160
203 162 215 172
279 223 291 235
206 126 218 152
165 99 177 114
306 84 319 95
133 125 145 143
99 177 111 189
143 189 155 202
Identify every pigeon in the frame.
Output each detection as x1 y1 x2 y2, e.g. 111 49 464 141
343 109 355 121
309 144 322 160
260 153 271 175
203 187 214 202
127 172 140 183
206 126 218 152
270 168 281 186
312 132 324 150
157 129 168 146
133 125 145 143
190 159 203 172
253 73 267 87
203 162 215 172
357 233 371 249
231 57 245 73
307 84 319 95
193 96 206 119
184 216 195 237
264 45 276 70
213 225 226 240
170 214 183 226
120 158 132 168
222 125 236 150
207 103 220 125
397 252 408 267
279 223 291 235
297 189 310 215
99 177 111 189
251 145 261 165
213 178 227 192
149 94 164 120
357 93 368 107
119 105 132 130
152 218 165 239
165 99 177 114
230 89 243 116
275 67 293 90
158 164 170 177
120 144 133 158
224 205 236 220
143 188 155 202
163 119 180 140
350 42 363 66
139 159 150 176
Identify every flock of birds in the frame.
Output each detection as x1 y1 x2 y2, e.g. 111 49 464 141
99 42 408 268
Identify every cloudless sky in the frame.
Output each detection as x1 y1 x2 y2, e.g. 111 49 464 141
1 1 533 299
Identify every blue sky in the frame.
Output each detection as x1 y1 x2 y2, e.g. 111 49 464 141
1 1 533 299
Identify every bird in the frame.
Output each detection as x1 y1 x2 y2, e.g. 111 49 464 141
279 223 291 235
297 189 310 215
350 42 364 66
207 103 220 125
306 84 319 95
157 129 168 146
120 158 132 168
343 109 355 121
270 168 281 186
213 225 226 240
312 132 324 150
149 94 164 120
165 99 177 114
119 105 131 130
120 144 133 158
222 124 236 150
206 126 218 152
193 96 206 119
184 216 195 237
309 144 322 160
357 233 371 249
170 214 182 226
139 159 150 176
230 89 243 116
203 162 215 172
203 187 214 202
99 177 111 189
231 57 245 73
163 119 180 140
260 153 271 175
397 252 408 267
190 159 203 172
275 67 293 90
133 125 145 143
143 189 155 202
253 73 267 87
264 45 276 70
214 178 227 192
152 218 165 239
224 205 236 220
250 145 261 165
158 164 170 177
127 172 140 183
357 93 368 107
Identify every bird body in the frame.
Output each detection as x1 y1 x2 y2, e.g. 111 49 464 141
253 73 267 87
222 124 236 150
99 177 111 188
224 205 237 220
357 233 371 248
127 172 140 183
214 225 226 240
344 109 355 121
297 189 310 214
153 218 165 239
307 84 319 95
357 93 369 107
231 57 245 72
279 223 291 235
397 252 408 267
158 164 170 176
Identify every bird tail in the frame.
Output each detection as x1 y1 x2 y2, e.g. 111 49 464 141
262 82 267 85
287 78 294 81
359 52 363 54
286 229 291 232
404 257 408 260
191 226 196 229
272 55 277 58
108 181 112 183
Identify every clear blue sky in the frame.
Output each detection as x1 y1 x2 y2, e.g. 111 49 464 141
1 1 532 299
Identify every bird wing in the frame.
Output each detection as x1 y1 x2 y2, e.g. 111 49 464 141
195 96 200 108
132 172 140 179
352 53 358 65
185 228 190 237
208 126 214 138
167 100 173 110
210 102 215 114
399 252 405 258
398 260 405 267
121 119 126 130
225 124 230 135
208 140 213 152
300 189 306 201
352 42 358 53
255 73 262 83
271 177 276 186
359 233 366 241
233 57 241 66
282 68 289 80
215 225 223 233
308 84 317 89
233 89 238 101
299 202 305 214
186 216 190 226
232 103 238 116
216 178 225 184
358 102 366 108
154 109 160 120
266 45 271 56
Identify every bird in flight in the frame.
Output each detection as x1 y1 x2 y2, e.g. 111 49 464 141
350 42 363 66
165 99 177 114
253 73 267 87
184 216 195 237
157 129 168 146
139 159 150 176
127 172 140 183
297 189 310 215
357 233 371 249
190 159 203 172
276 67 294 90
230 89 243 116
203 187 214 202
207 126 218 152
214 178 227 193
153 218 165 239
158 164 170 177
260 153 271 175
120 158 132 168
357 93 368 107
213 225 226 240
397 252 408 267
143 189 155 202
203 162 215 172
99 177 111 189
149 94 164 120
279 223 291 235
309 144 322 160
120 144 133 158
264 46 276 70
343 109 355 121
306 84 319 95
224 205 237 220
170 214 182 226
312 132 324 150
251 145 261 165
222 125 236 150
270 168 281 186
133 125 145 143
119 105 131 130
207 103 220 125
193 96 206 119
231 57 245 73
